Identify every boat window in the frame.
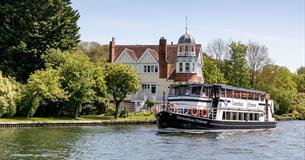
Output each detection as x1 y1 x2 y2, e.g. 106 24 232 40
220 88 226 97
260 94 265 101
238 112 242 120
234 91 240 99
248 92 253 100
226 90 233 98
229 112 233 120
239 112 244 121
213 86 221 98
241 92 247 99
201 87 207 97
244 113 249 121
174 85 192 96
249 113 254 121
169 86 179 96
226 112 231 120
233 112 237 120
254 93 259 100
191 86 202 96
222 111 226 120
254 113 259 121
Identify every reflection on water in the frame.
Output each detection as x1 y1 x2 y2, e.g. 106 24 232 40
0 121 304 160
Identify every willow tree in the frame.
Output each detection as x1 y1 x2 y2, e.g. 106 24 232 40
0 0 80 82
105 64 140 119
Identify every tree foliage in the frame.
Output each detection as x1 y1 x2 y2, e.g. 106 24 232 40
44 49 108 117
19 49 107 117
78 41 109 65
223 41 250 88
0 72 19 117
256 65 297 114
295 66 305 92
0 0 80 82
20 68 68 117
105 63 140 118
202 53 226 84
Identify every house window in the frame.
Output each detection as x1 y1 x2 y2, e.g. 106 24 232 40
142 84 157 94
147 66 150 73
185 63 190 72
179 63 183 72
151 84 156 94
144 65 158 73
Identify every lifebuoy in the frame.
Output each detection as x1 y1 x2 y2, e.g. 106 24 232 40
202 108 208 118
191 108 198 116
167 104 175 110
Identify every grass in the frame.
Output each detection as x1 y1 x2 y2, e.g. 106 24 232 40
0 112 156 122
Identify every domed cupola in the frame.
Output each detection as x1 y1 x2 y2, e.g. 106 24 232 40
174 17 203 83
178 33 195 44
175 17 198 77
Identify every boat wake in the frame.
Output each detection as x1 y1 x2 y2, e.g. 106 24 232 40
157 128 277 139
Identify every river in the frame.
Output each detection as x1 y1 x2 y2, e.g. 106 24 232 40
0 121 304 160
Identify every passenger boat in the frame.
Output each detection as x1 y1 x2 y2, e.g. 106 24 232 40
155 83 277 130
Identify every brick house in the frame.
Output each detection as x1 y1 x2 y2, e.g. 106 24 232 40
108 32 204 111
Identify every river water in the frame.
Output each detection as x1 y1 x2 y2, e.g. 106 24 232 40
0 121 304 160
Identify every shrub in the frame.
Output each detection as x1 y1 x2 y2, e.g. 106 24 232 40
119 108 128 118
0 72 20 117
105 106 116 116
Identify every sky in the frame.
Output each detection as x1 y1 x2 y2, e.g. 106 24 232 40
71 0 305 72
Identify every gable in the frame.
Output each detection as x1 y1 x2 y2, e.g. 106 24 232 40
137 48 158 64
114 49 136 64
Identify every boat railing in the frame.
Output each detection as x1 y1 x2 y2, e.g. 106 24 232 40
154 104 210 119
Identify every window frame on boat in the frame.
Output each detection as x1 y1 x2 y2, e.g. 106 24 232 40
222 111 260 121
212 84 267 101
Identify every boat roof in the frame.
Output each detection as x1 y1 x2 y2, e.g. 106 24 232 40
170 83 266 94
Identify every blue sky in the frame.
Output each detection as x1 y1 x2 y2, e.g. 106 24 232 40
71 0 304 72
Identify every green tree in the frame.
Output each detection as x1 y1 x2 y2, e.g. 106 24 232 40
105 64 140 119
20 68 68 117
297 66 305 75
0 72 20 117
78 41 109 65
146 99 156 112
44 49 107 117
202 53 226 84
295 66 305 92
0 0 80 82
223 42 250 88
256 65 297 114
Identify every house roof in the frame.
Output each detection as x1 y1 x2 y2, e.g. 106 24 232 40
113 44 202 80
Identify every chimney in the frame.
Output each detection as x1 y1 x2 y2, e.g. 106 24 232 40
108 37 115 62
159 37 167 78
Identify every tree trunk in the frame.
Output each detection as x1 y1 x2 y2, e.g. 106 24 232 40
114 100 121 119
74 103 81 118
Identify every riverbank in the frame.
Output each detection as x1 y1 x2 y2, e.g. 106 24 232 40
0 113 156 128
